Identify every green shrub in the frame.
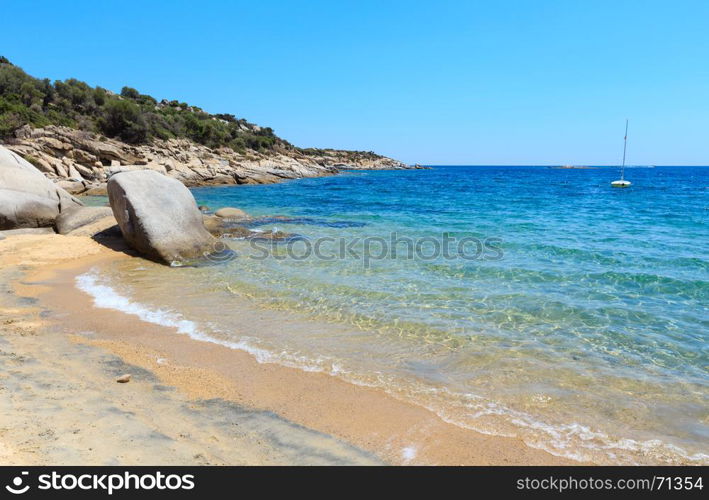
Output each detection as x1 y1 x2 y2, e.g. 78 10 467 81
99 99 148 143
120 86 140 99
0 59 364 158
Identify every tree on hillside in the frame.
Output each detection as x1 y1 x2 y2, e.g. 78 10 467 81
99 99 148 143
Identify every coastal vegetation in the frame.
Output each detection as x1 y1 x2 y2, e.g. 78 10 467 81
0 56 381 162
0 56 279 151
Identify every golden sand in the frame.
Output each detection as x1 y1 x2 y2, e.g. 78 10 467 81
0 233 580 465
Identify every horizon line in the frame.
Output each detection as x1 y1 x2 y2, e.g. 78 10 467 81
413 164 709 167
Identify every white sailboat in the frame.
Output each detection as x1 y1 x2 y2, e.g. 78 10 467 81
611 120 632 187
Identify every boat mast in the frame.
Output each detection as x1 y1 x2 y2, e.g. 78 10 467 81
621 119 628 181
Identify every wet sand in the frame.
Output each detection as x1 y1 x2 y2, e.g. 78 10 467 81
0 234 579 465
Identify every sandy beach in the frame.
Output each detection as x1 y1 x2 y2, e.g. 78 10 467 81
2 0 708 476
0 233 577 465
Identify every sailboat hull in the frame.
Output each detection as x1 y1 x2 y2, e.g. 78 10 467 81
611 180 632 187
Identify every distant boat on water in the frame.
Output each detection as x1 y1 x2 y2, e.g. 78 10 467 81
611 120 632 188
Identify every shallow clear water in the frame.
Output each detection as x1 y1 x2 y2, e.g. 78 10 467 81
82 166 708 463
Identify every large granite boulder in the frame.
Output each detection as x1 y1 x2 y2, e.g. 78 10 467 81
107 170 221 264
0 145 82 230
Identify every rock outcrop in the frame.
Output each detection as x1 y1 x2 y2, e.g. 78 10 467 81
0 144 82 230
55 206 116 236
2 125 409 195
107 170 222 264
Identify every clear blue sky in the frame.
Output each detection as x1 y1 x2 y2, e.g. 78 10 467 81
2 0 707 165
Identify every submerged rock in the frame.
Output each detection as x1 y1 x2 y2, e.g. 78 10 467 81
107 170 221 264
214 207 250 219
202 214 299 242
247 230 302 243
203 214 251 238
0 145 82 230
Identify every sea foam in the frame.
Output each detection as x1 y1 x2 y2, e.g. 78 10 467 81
76 269 334 372
75 268 709 465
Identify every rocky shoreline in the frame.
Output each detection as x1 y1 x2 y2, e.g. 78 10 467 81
2 125 413 196
0 142 364 265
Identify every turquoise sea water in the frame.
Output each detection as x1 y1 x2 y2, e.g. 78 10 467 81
81 166 708 464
